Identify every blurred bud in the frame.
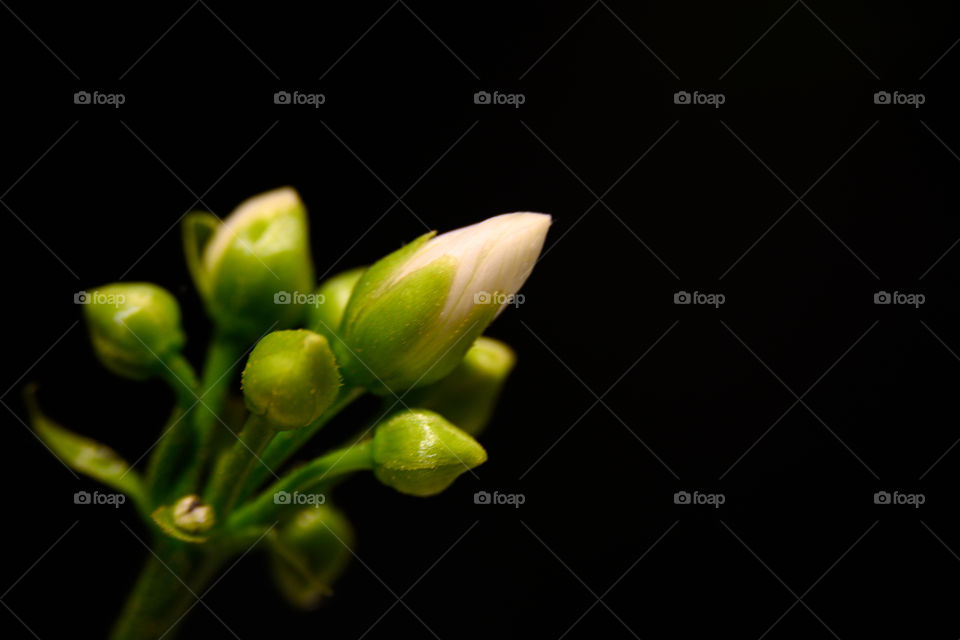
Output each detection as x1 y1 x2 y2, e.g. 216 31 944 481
372 409 487 497
270 505 354 609
83 282 185 380
183 188 315 341
172 494 215 534
336 213 550 393
404 336 516 436
241 330 341 430
306 267 366 346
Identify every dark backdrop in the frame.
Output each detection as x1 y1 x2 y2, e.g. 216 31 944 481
2 1 960 638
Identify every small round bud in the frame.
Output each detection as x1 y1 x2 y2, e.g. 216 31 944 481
241 330 341 430
172 494 215 534
184 188 315 341
270 505 354 609
306 267 365 346
404 336 516 436
372 409 487 497
83 283 185 380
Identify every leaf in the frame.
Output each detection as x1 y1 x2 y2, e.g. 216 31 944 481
25 385 148 508
151 505 209 544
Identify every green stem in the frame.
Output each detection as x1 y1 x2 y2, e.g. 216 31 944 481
109 538 221 640
237 386 364 503
204 414 275 520
195 331 245 471
229 441 373 529
146 355 202 505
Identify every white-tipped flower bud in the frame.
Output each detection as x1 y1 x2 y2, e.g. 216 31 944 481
336 213 550 393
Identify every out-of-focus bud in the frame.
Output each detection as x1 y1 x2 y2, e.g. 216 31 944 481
403 336 516 436
183 187 315 341
335 213 550 393
171 494 215 535
241 330 341 430
306 267 366 346
83 282 185 380
371 409 487 497
269 505 355 609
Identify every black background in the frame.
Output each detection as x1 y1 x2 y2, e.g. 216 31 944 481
3 1 960 638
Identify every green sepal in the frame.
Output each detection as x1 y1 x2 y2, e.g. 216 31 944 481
25 385 148 510
182 211 219 298
151 504 210 544
307 267 366 346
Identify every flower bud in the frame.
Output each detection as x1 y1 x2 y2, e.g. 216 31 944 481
403 336 516 436
241 330 341 430
83 282 185 380
184 187 315 341
336 212 550 393
270 505 354 608
306 267 365 346
371 409 487 497
171 494 215 534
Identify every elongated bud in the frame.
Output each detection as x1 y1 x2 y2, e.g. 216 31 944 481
83 282 185 380
336 213 549 393
183 187 315 341
404 336 515 436
372 409 487 497
241 330 341 430
306 267 366 346
270 505 354 609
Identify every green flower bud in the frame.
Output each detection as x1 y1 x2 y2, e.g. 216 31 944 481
171 494 215 534
336 213 550 393
184 187 315 341
270 505 354 609
306 267 366 346
372 409 487 497
404 336 516 436
241 330 341 430
83 283 185 380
